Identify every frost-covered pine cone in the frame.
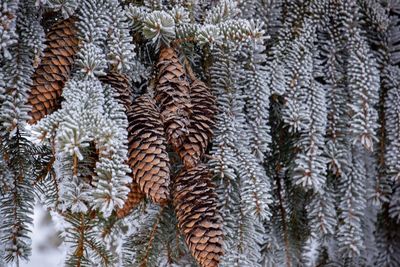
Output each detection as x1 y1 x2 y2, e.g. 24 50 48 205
128 94 170 205
28 17 79 124
172 164 223 267
178 79 216 168
155 47 192 151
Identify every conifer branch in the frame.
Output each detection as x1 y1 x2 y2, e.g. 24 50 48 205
275 164 292 267
140 208 163 267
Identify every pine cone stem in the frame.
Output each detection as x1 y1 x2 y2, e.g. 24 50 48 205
183 57 197 81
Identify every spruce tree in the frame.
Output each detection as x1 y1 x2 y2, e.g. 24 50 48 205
1 0 400 266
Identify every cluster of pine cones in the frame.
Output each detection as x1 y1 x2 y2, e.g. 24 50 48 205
27 18 223 267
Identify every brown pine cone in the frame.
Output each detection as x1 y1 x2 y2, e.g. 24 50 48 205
116 182 144 218
28 17 79 124
99 73 143 215
128 95 170 205
172 164 223 267
99 72 133 111
179 79 216 168
155 47 192 150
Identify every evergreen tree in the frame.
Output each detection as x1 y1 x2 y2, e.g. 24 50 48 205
1 0 400 266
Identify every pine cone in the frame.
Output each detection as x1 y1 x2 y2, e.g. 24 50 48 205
172 164 223 267
128 95 170 205
99 72 133 111
116 182 144 218
179 79 216 168
155 47 191 150
99 72 144 214
28 17 79 124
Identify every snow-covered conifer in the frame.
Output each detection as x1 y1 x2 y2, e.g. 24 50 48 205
1 0 400 266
